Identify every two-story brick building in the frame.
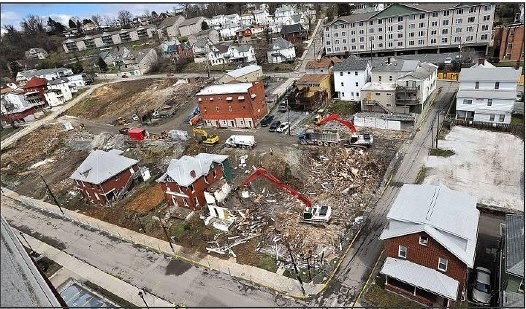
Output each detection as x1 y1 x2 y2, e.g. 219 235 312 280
70 149 140 205
156 153 232 210
196 82 267 128
22 77 48 107
379 184 479 307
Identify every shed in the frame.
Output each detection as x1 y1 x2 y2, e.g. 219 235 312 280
128 128 147 140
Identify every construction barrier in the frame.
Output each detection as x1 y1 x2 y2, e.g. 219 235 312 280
437 72 458 81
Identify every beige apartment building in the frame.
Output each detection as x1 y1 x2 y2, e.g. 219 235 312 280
324 3 495 56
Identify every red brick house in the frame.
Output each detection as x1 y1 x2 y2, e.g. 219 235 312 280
157 153 232 210
70 149 140 205
379 184 479 308
280 24 307 44
196 81 267 128
22 77 48 107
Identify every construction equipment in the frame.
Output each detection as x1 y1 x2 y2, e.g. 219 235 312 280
241 167 331 226
188 114 201 126
192 128 219 145
314 113 373 148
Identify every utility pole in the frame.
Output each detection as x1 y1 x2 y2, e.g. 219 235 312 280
153 216 175 253
138 290 149 308
285 239 306 296
18 232 34 252
435 111 440 149
287 99 291 135
39 174 65 216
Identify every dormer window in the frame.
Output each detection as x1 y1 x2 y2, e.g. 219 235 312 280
419 236 428 246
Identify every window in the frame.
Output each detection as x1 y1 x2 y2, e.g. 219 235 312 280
409 15 415 20
343 39 347 43
379 43 383 48
378 76 382 82
370 28 374 34
341 82 344 86
519 279 524 292
419 236 429 246
398 17 403 22
327 48 331 52
359 37 364 42
468 17 475 23
398 33 403 38
326 41 331 46
475 81 479 89
351 38 356 43
375 92 380 96
432 12 438 17
466 35 473 41
463 99 472 104
487 99 492 106
457 9 464 14
355 71 358 76
489 114 495 121
499 114 505 122
409 40 415 46
420 14 425 19
495 82 500 89
378 27 383 32
341 92 344 97
341 24 345 29
398 245 407 258
388 26 393 31
456 27 462 33
355 82 358 86
340 72 343 76
443 10 450 16
359 29 364 34
481 34 488 40
378 19 383 24
483 15 490 21
351 30 355 35
190 184 195 192
215 106 220 111
388 34 393 39
379 35 383 40
409 24 415 29
342 31 346 36
335 40 339 44
438 258 448 271
389 76 393 82
348 72 351 75
431 21 438 27
442 37 448 43
397 42 403 46
485 5 491 11
335 33 339 38
456 18 463 24
419 22 424 28
482 25 489 31
228 105 232 112
359 21 363 27
442 29 448 34
469 7 477 13
418 39 425 45
418 31 425 36
397 24 403 31
442 20 449 26
359 45 364 49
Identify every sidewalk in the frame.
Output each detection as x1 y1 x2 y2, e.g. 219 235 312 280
19 231 174 307
2 188 324 298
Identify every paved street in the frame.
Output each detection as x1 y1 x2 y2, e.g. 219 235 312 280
1 197 288 307
314 81 459 307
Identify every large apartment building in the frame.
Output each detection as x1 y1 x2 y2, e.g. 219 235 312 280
323 3 495 56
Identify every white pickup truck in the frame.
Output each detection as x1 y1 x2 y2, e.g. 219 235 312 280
225 135 256 149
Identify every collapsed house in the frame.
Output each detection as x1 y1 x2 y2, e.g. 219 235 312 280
157 153 233 211
70 149 144 205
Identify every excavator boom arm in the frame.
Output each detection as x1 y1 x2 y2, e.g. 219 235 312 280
317 113 357 133
241 168 312 208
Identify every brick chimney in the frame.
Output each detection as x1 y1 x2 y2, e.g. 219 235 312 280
190 170 196 178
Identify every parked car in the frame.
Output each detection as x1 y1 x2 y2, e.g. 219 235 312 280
444 57 452 64
276 122 290 133
472 267 492 305
269 120 281 132
278 101 288 113
260 115 274 127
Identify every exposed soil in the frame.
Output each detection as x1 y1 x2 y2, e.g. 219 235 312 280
123 183 165 214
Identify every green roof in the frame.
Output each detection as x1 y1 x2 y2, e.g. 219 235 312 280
372 4 422 19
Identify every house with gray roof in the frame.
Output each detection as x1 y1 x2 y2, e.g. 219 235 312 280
157 153 231 211
267 37 296 64
395 62 438 113
333 56 371 102
70 149 141 205
379 184 479 307
456 60 521 124
500 214 524 308
158 15 185 38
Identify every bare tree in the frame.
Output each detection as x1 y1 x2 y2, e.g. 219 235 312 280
21 15 45 35
91 15 102 26
118 10 133 28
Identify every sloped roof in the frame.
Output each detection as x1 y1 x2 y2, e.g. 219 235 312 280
306 58 334 69
334 56 369 71
196 83 254 95
226 64 262 78
157 153 228 187
459 66 522 83
215 44 229 54
328 11 378 26
297 74 329 84
505 214 524 277
270 37 293 50
280 24 305 35
47 78 69 85
380 257 459 300
70 149 138 185
23 77 47 88
158 15 184 29
380 184 479 267
180 16 204 27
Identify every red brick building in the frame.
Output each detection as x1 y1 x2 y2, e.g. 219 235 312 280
70 149 140 205
379 184 479 308
491 23 525 62
157 153 232 210
22 77 48 107
196 81 267 128
280 24 307 44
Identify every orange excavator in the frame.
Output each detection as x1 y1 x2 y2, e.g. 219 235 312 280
241 167 331 226
302 113 373 148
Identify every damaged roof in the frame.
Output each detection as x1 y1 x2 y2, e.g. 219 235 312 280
70 149 138 185
157 153 229 187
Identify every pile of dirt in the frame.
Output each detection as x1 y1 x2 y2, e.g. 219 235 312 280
123 183 165 214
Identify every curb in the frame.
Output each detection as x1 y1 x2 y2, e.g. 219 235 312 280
351 249 384 308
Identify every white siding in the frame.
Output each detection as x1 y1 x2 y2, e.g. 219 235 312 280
334 68 370 101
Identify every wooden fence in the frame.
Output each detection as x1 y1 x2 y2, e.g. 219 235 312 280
454 119 524 137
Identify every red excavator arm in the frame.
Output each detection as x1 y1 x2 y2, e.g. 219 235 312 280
316 113 357 133
241 167 312 209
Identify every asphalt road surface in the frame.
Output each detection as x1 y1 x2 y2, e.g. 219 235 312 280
1 197 291 307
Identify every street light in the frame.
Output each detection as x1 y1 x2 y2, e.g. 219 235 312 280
152 216 175 253
138 290 149 309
